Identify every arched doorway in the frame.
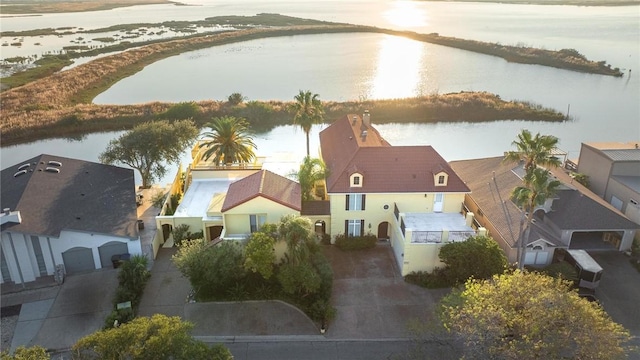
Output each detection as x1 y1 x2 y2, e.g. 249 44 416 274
377 222 389 240
161 224 172 242
314 220 326 235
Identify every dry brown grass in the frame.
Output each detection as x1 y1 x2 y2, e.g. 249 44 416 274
0 0 175 14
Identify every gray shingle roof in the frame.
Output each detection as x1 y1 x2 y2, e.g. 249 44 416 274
1 154 138 239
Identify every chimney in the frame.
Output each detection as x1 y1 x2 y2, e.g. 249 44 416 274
3 208 10 216
363 110 370 127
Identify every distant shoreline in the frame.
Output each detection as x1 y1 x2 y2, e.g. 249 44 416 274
0 0 637 16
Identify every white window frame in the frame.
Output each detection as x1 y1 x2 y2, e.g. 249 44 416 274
249 214 266 233
346 194 365 211
347 220 362 237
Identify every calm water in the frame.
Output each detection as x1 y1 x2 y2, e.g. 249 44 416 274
2 1 639 186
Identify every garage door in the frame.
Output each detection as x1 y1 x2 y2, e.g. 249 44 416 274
62 247 95 274
524 251 549 265
99 241 128 268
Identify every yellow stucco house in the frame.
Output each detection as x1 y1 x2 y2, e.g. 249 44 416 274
153 142 301 257
318 112 482 275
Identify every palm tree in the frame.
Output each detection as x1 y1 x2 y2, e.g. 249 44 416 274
293 157 329 201
511 168 562 269
199 116 256 166
291 90 324 156
504 129 562 173
278 215 315 266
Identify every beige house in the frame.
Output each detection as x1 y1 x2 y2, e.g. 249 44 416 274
318 112 478 275
450 157 638 266
575 142 640 229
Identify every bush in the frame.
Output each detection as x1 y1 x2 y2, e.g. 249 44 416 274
334 234 377 251
105 254 150 328
319 233 331 245
227 92 246 105
535 261 578 284
159 101 200 120
404 268 451 289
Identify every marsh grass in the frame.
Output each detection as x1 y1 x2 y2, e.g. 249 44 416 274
2 19 587 145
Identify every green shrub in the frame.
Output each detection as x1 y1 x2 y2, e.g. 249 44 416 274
535 261 578 284
320 233 331 245
404 268 451 289
227 92 246 105
334 233 377 251
104 308 134 329
159 101 200 120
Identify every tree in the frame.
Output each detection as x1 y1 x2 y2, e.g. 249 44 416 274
503 129 561 173
72 314 233 360
1 346 50 360
199 116 256 166
278 214 316 266
438 235 507 285
512 168 562 269
440 271 632 360
99 120 198 188
227 92 246 105
244 231 276 279
293 156 328 201
290 90 324 156
172 239 245 300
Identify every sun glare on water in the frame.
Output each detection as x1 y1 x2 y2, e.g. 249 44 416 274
370 35 424 99
383 1 428 28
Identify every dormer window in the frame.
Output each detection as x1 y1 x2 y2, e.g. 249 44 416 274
434 171 448 186
350 173 363 187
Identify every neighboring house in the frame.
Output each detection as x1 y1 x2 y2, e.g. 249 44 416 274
155 161 302 255
450 156 638 266
1 154 142 285
575 142 640 227
319 112 477 275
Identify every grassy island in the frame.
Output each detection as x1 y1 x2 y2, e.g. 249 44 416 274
0 15 590 145
0 0 178 14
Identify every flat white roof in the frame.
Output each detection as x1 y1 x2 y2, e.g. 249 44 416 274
174 179 236 218
403 213 474 232
567 250 603 273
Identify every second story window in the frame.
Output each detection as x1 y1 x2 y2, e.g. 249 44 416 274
353 176 360 185
345 194 366 211
438 175 445 184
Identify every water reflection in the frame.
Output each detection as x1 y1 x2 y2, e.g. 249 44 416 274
383 1 428 28
370 35 424 99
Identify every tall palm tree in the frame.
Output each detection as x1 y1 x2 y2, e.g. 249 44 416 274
199 116 256 166
291 90 324 157
511 168 562 269
294 157 329 201
504 129 562 173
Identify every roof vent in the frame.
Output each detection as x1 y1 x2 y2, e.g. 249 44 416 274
18 163 31 171
361 130 367 140
352 116 357 125
13 170 27 177
48 161 62 167
45 167 60 173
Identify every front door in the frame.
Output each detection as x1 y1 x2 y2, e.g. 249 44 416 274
377 222 389 240
433 193 444 212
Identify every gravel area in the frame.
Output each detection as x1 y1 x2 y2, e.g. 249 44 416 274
1 315 18 351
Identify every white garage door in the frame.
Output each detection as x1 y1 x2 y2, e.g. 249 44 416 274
524 251 549 265
62 247 95 274
99 241 129 268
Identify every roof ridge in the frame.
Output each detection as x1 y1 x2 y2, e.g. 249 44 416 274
258 169 266 194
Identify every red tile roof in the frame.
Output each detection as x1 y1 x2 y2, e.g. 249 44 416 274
221 170 301 212
319 114 469 194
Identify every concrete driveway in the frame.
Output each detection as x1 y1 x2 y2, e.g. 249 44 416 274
7 269 118 352
323 243 450 339
590 251 640 358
